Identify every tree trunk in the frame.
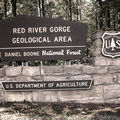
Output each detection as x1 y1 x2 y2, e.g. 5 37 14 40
79 0 82 21
99 10 103 29
98 0 103 29
106 8 111 28
65 0 69 20
4 0 7 18
95 14 98 30
42 0 45 17
76 0 79 21
98 0 102 7
38 0 42 17
69 0 72 21
112 9 116 30
117 8 120 29
11 0 17 16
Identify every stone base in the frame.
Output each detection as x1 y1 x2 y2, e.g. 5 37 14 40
0 64 119 103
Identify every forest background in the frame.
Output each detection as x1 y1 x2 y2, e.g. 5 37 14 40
0 0 120 66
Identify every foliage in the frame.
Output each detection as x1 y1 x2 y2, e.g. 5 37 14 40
0 0 119 30
17 0 38 16
0 0 5 20
91 0 120 31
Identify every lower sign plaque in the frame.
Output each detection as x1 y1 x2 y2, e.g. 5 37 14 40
1 80 93 91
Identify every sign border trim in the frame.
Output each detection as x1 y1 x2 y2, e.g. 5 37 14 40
1 79 93 91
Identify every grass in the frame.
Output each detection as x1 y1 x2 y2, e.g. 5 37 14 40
0 102 120 120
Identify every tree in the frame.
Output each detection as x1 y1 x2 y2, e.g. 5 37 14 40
38 0 42 17
11 0 17 16
0 1 4 20
92 0 120 31
4 0 7 18
69 0 72 21
41 0 45 17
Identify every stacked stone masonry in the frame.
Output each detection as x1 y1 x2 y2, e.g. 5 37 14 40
0 64 119 103
92 31 120 66
0 32 120 103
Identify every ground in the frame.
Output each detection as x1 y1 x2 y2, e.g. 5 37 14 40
0 102 120 120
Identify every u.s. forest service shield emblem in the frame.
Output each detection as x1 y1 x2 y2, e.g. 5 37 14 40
102 32 120 58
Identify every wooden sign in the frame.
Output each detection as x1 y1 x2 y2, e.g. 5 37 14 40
1 80 93 91
0 15 88 61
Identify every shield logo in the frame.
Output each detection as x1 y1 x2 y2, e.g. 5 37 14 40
102 32 120 58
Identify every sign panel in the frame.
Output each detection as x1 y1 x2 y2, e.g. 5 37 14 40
0 15 88 61
102 32 120 58
1 80 93 91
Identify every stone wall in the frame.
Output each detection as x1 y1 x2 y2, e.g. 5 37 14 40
0 32 120 103
91 31 120 66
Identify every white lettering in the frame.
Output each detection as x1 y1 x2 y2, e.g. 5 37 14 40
5 52 22 57
66 49 81 55
116 40 120 48
54 36 72 42
48 83 54 88
28 27 47 33
50 26 71 33
42 49 64 56
23 51 39 56
12 37 51 44
13 28 25 34
56 82 88 88
16 83 46 88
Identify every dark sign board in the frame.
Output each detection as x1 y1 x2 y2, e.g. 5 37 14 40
1 80 93 91
0 15 88 61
